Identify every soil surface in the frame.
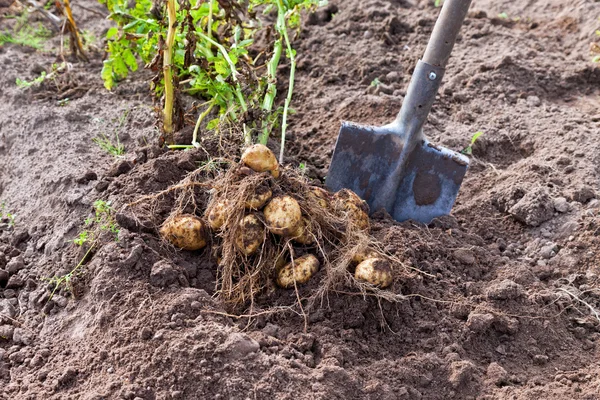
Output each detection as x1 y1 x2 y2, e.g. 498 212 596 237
1 0 600 399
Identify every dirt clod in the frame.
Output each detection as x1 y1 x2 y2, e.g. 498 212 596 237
509 188 555 226
486 279 525 300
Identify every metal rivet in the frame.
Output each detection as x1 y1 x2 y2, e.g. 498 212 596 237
428 71 437 80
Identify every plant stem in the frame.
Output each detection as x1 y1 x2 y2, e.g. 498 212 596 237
163 0 177 144
206 0 215 57
196 32 240 82
258 38 282 145
63 0 89 61
275 0 296 164
262 38 282 112
192 101 215 147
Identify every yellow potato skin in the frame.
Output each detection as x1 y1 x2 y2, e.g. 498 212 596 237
245 186 272 210
334 189 370 231
351 249 379 264
235 214 264 256
160 215 207 251
291 217 315 245
241 144 280 177
307 186 331 209
276 254 320 288
264 195 302 236
206 199 230 230
354 258 393 288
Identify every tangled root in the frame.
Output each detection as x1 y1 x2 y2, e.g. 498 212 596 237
121 157 411 314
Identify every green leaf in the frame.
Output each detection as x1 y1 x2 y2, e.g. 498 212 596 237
470 131 484 145
122 48 138 71
101 60 115 90
112 55 129 78
106 27 119 39
206 118 220 130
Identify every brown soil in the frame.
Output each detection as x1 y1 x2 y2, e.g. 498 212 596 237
1 0 600 399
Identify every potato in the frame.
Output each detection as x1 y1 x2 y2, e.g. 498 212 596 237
334 189 370 231
241 144 280 178
292 217 315 245
351 249 379 264
354 258 393 288
306 186 331 209
206 199 230 230
245 185 272 210
160 215 207 251
264 195 302 236
235 214 264 256
276 254 320 288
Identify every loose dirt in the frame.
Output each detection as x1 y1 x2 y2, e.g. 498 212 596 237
1 0 600 399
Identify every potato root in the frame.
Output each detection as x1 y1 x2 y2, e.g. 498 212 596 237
160 215 207 251
264 195 302 236
235 214 265 256
334 189 370 231
241 144 280 178
354 258 393 288
276 254 320 288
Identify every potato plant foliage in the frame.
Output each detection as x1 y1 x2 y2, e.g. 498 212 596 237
99 0 326 150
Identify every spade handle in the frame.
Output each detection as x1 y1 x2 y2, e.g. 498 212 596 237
423 0 472 68
394 0 472 135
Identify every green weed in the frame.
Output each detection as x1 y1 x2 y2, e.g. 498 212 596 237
92 132 124 156
92 109 129 156
0 202 15 226
370 78 381 88
49 200 120 299
16 72 47 89
461 131 484 156
0 13 52 49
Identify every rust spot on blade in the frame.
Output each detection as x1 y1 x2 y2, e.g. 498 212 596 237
412 171 441 206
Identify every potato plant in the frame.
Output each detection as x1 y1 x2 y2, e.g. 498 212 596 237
99 0 325 158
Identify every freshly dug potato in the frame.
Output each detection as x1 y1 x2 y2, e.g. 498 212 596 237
276 254 320 288
354 258 393 288
334 189 370 231
160 215 207 251
235 214 264 256
206 199 231 230
306 186 331 209
245 185 272 210
351 249 379 264
264 195 302 236
241 144 280 178
292 217 315 245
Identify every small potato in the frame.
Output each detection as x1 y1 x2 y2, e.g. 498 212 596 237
245 185 272 210
292 217 315 245
264 195 302 236
354 258 393 288
206 199 231 230
334 189 370 231
235 214 264 256
160 215 207 251
241 144 280 177
276 254 320 288
306 186 331 209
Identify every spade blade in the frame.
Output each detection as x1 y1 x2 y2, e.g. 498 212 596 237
326 121 469 224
